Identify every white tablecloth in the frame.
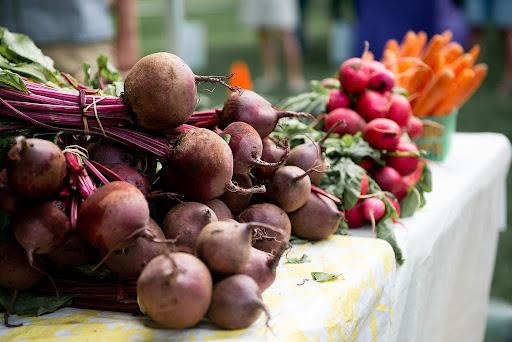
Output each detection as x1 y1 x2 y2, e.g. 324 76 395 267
353 132 512 342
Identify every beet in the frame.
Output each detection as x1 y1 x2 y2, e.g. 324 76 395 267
195 221 255 274
289 193 342 240
339 58 370 94
385 140 420 176
238 203 291 254
355 90 389 121
162 128 235 202
221 90 309 138
240 246 285 291
137 252 212 328
77 181 150 251
88 142 135 166
105 163 151 196
269 166 311 212
0 242 44 290
163 202 217 253
326 89 350 112
6 137 66 199
222 121 287 174
208 274 269 330
220 173 253 216
363 118 401 151
124 53 198 130
205 199 234 221
285 142 325 185
0 169 19 213
13 201 71 263
373 166 402 194
48 235 97 268
254 138 289 179
323 108 366 135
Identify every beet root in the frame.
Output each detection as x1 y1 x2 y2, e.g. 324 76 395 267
0 169 19 213
137 252 212 329
254 137 289 179
88 142 135 166
6 136 66 199
163 202 218 253
104 163 151 197
269 166 311 212
208 274 270 330
205 199 234 220
289 193 342 240
77 181 150 251
220 173 254 216
238 203 291 254
162 128 234 202
0 243 44 290
48 235 97 268
285 142 325 185
240 245 286 291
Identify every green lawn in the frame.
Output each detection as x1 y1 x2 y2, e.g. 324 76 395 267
138 0 512 302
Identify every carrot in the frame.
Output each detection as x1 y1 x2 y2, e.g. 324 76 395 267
403 67 432 96
441 30 453 43
229 60 253 90
384 39 400 54
413 69 455 116
450 53 474 75
412 31 428 57
400 31 418 57
441 42 464 64
469 44 480 62
433 54 446 74
454 64 487 108
432 69 475 115
423 35 446 67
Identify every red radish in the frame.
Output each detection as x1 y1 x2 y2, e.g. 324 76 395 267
254 138 289 179
205 199 234 220
137 252 212 329
88 142 135 166
372 166 402 194
326 89 350 112
163 202 217 253
368 68 395 92
220 173 254 216
240 245 285 291
386 94 412 128
359 157 375 172
238 203 291 254
269 166 311 212
345 202 365 228
339 58 370 94
385 195 401 217
289 193 343 240
385 140 420 176
6 136 66 199
221 90 310 138
195 221 254 274
366 60 387 73
208 274 270 330
360 173 369 196
393 177 409 201
221 121 287 174
105 163 151 196
407 117 424 140
0 169 19 213
0 242 44 290
323 108 366 135
77 181 149 251
355 90 389 121
363 118 401 150
13 201 71 264
285 142 325 185
48 235 97 268
362 198 386 227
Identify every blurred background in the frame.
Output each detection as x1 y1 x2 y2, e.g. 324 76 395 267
1 0 511 339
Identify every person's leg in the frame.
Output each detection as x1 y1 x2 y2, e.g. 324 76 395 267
279 29 305 91
258 28 278 87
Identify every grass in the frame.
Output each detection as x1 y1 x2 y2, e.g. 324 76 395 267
138 0 512 302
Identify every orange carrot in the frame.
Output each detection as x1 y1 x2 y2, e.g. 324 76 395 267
403 67 433 96
469 44 480 62
453 64 487 108
384 39 400 54
433 54 446 74
432 69 475 115
229 60 253 90
423 35 446 67
413 69 455 116
441 42 464 64
450 53 474 75
441 30 453 43
412 31 428 57
400 31 418 57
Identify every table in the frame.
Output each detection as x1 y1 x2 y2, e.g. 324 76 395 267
1 133 510 342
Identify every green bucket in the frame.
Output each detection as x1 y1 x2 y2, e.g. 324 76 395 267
416 109 458 162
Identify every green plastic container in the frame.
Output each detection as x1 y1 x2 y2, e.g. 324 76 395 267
416 109 458 162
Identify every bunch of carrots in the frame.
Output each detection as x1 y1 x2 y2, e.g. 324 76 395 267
379 30 487 117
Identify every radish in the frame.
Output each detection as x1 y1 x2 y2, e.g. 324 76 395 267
0 242 44 290
48 235 97 268
238 203 292 254
220 173 254 216
355 90 389 121
205 199 234 220
240 245 285 291
323 108 366 135
360 173 369 196
368 68 395 92
339 58 370 94
361 198 386 228
0 169 19 213
88 142 135 166
105 163 151 197
385 195 401 217
289 193 342 240
254 137 289 179
407 116 424 140
372 166 402 194
221 121 287 174
163 202 218 253
359 157 375 172
207 274 270 330
268 166 311 212
385 140 420 176
137 252 212 329
13 201 71 265
363 118 401 150
6 136 66 199
220 90 310 138
195 221 258 274
77 181 149 251
286 142 325 185
386 94 411 128
326 89 350 112
345 202 365 228
393 177 409 201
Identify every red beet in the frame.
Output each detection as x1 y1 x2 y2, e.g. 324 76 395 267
363 118 401 151
385 140 420 176
254 138 289 179
220 173 254 216
386 94 411 128
240 246 285 291
106 163 151 196
323 108 366 135
326 89 350 112
355 90 389 121
339 58 370 94
205 199 234 220
269 166 311 212
0 169 19 213
0 243 44 290
48 235 97 268
285 142 325 185
407 116 424 140
372 166 402 194
88 142 135 166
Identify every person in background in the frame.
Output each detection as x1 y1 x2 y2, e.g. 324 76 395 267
0 0 138 77
240 0 305 92
465 0 512 95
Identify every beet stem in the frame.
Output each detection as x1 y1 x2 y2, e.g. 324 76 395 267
225 180 266 194
275 110 314 120
311 185 341 203
194 74 239 92
3 290 22 328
